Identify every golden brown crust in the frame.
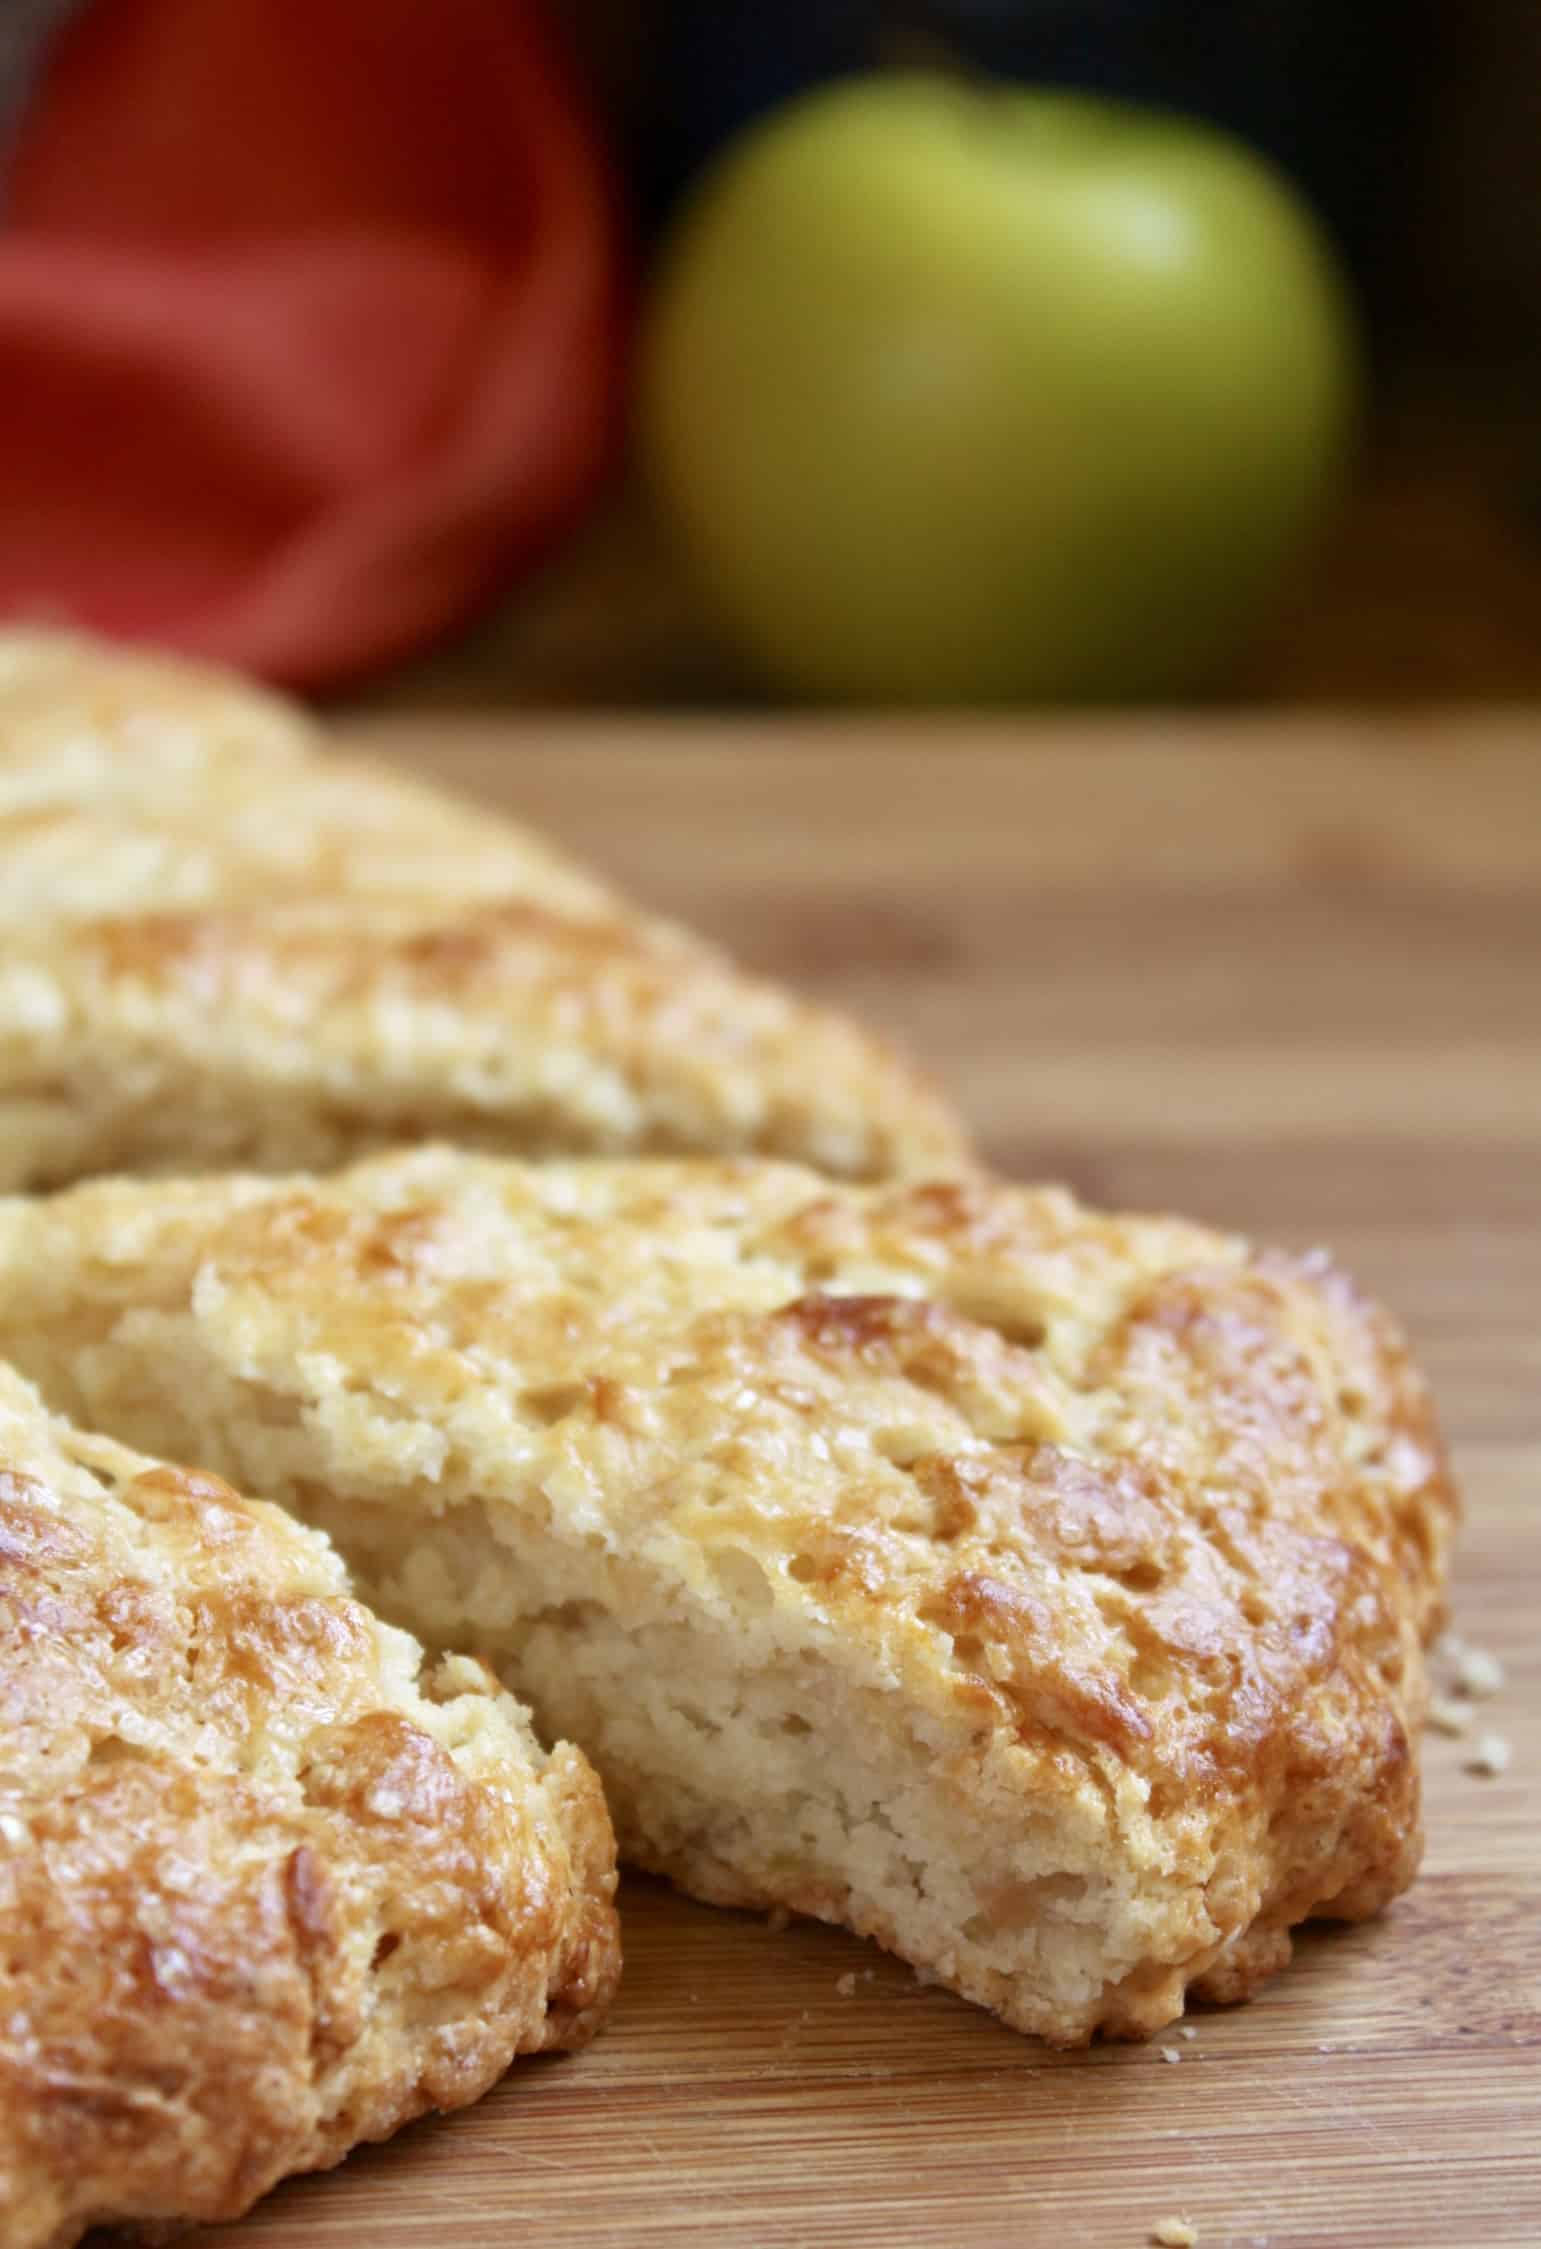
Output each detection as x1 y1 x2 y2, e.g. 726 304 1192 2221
0 1363 619 2249
0 630 969 1184
0 1153 1456 2046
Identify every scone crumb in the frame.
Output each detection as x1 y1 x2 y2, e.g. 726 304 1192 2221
1465 1732 1511 1777
1178 2024 1198 2041
1158 2045 1182 2064
1151 2220 1198 2247
1427 1693 1472 1737
1454 1647 1505 1699
836 1972 857 1997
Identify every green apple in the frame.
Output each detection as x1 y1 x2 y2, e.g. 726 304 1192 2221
638 75 1359 702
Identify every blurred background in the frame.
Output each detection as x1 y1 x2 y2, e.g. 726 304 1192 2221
0 0 1536 710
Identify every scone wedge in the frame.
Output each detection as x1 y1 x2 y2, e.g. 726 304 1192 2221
0 629 967 1186
0 1152 1455 2046
0 1360 619 2249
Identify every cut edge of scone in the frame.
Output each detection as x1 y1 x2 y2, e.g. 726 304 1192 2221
0 1152 1455 2049
0 1360 620 2249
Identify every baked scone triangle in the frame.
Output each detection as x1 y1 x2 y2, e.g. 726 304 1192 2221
0 1149 1455 2046
0 1358 619 2249
0 630 967 1187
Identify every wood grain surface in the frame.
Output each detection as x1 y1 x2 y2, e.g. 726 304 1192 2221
159 714 1540 2249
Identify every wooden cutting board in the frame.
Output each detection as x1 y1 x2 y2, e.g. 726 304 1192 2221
174 714 1540 2249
